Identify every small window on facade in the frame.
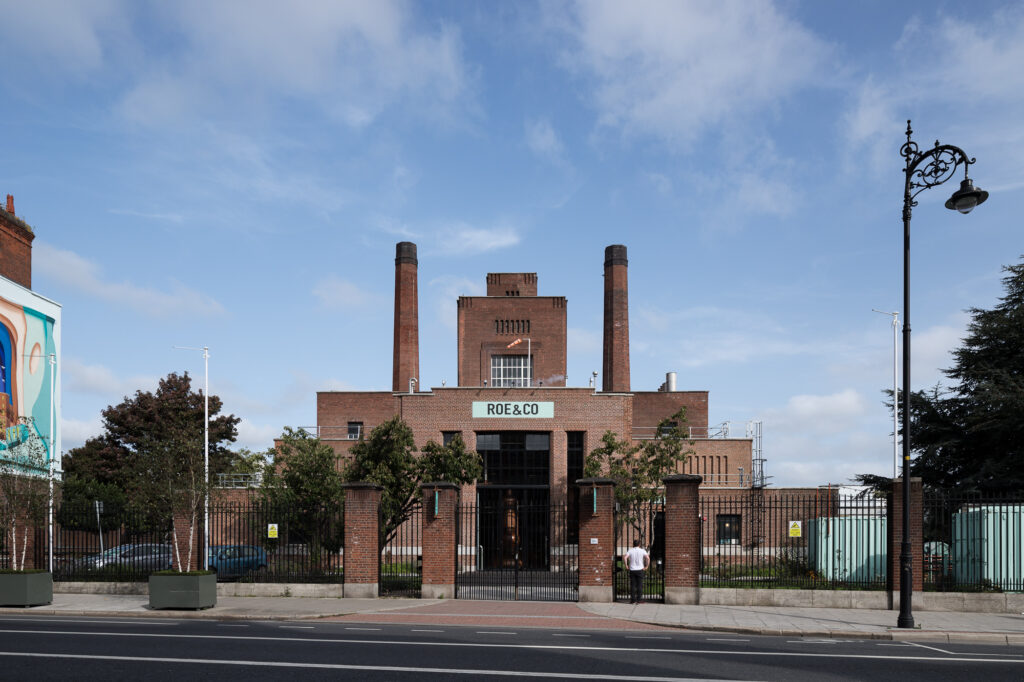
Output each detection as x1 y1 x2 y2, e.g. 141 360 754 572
442 431 459 446
347 422 363 440
716 514 741 545
490 354 532 387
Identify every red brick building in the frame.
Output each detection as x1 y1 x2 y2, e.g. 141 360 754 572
317 243 760 515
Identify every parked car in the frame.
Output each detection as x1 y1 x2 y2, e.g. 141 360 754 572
208 545 268 579
71 543 174 574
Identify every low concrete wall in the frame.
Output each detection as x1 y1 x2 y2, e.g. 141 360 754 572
55 582 344 599
701 588 1024 613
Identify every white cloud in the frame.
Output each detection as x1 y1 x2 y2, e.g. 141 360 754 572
525 118 567 166
60 416 104 451
912 315 969 389
64 358 157 398
646 173 672 195
0 0 124 75
435 223 521 255
556 0 829 147
767 389 868 432
235 418 280 451
429 275 482 331
34 243 224 318
312 276 384 310
117 1 470 129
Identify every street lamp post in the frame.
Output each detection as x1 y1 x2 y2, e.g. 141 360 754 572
898 120 987 628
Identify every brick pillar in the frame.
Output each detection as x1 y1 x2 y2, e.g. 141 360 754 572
172 513 202 571
343 483 382 598
420 482 458 599
887 476 924 606
576 478 615 602
602 244 630 392
393 241 419 392
663 474 702 604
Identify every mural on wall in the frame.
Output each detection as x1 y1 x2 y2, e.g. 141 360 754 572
0 289 59 468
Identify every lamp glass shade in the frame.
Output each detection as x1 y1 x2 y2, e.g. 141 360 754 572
945 178 988 214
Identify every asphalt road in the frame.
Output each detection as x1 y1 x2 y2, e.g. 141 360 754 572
0 615 1022 681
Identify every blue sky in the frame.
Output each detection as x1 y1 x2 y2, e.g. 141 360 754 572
2 0 1021 486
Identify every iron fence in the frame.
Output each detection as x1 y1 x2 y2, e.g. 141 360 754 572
380 502 422 597
614 500 664 603
456 501 578 601
700 489 888 590
51 502 176 582
923 491 1024 593
208 501 344 583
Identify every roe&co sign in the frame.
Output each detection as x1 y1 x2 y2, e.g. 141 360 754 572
472 401 554 419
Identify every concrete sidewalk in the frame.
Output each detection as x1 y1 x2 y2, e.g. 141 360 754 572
2 593 1022 644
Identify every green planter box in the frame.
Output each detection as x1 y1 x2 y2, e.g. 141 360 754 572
149 573 217 610
0 571 53 607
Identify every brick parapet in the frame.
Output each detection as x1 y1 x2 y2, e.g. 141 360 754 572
420 482 459 598
342 483 382 595
663 474 702 603
0 205 34 289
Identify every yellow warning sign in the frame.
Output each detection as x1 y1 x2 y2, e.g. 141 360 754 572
267 523 279 539
788 521 802 538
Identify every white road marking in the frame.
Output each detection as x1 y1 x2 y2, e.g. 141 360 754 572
217 625 249 628
0 618 174 626
626 636 671 640
553 634 590 638
279 626 314 630
478 631 516 635
904 641 954 655
344 627 382 631
0 629 1021 664
706 638 749 643
411 629 444 633
0 652 745 681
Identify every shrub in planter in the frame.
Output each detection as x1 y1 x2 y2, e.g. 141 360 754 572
149 570 216 610
0 568 52 607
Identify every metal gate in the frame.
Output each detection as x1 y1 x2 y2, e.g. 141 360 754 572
614 501 665 603
456 498 578 601
380 501 422 597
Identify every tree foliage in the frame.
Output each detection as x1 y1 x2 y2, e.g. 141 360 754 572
583 408 693 544
343 416 481 545
62 372 240 494
258 428 344 565
857 259 1024 494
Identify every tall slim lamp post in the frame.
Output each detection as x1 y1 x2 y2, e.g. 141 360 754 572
174 345 210 571
898 120 987 628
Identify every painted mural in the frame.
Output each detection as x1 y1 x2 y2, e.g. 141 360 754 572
0 284 60 468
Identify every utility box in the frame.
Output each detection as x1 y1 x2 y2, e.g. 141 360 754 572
952 505 1024 592
806 517 887 584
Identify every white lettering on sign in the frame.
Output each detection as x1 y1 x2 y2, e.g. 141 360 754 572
472 401 554 419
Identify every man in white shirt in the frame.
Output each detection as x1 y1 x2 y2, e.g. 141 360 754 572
623 539 650 604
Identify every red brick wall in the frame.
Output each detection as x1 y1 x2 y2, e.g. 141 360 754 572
342 484 381 587
393 242 419 392
681 440 753 487
664 475 702 591
317 391 399 457
631 391 708 431
602 245 629 392
0 208 34 289
421 483 458 591
486 273 537 297
457 295 567 387
577 479 615 589
888 477 923 592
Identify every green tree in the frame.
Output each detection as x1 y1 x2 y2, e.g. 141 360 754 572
857 259 1024 494
584 408 694 545
258 428 344 567
0 419 52 570
343 416 482 545
62 372 240 493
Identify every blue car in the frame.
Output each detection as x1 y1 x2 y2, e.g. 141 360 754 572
208 545 268 578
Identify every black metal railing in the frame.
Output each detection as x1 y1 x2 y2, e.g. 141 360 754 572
923 491 1024 593
456 501 578 601
700 490 888 590
614 500 665 603
208 501 344 583
380 502 422 597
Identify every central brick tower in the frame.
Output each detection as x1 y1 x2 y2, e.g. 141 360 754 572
392 242 419 392
602 244 630 392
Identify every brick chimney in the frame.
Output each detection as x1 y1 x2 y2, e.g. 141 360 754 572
393 242 420 392
0 194 34 289
602 244 630 392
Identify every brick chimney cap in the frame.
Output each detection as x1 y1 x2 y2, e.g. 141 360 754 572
604 244 628 267
395 241 418 266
